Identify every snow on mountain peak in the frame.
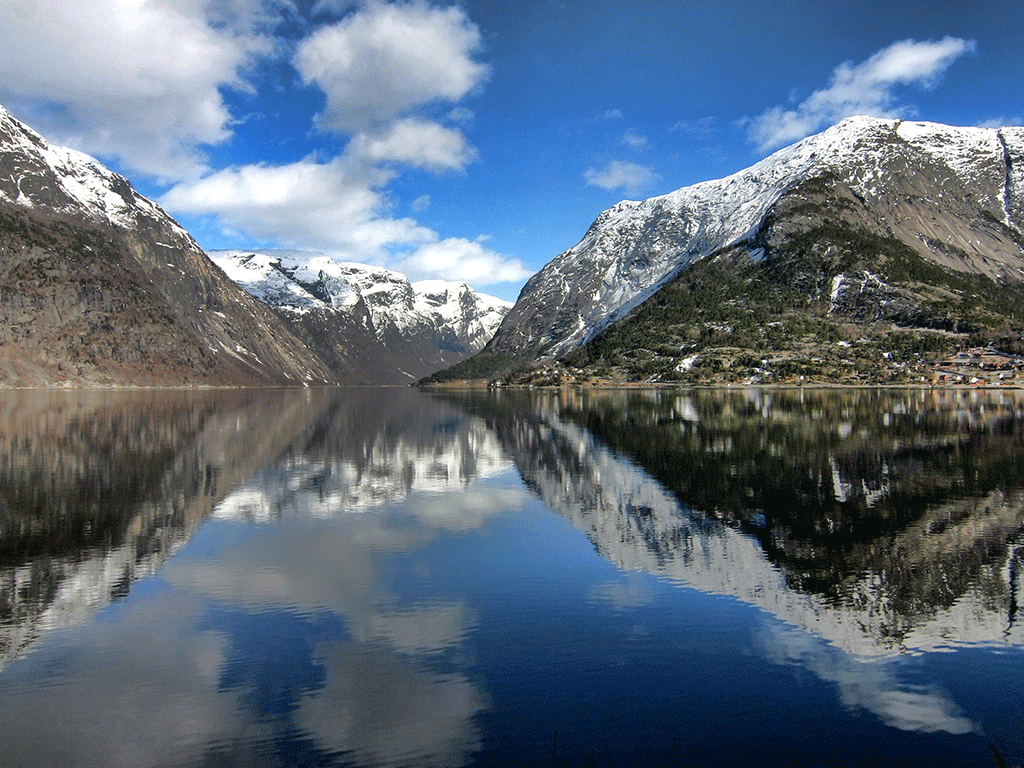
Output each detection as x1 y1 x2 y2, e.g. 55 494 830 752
211 249 511 356
491 115 1024 360
0 103 185 235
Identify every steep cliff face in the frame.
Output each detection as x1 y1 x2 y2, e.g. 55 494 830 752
0 104 338 387
212 250 511 382
481 117 1024 365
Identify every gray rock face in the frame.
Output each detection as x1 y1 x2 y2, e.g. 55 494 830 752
0 104 340 387
485 117 1024 362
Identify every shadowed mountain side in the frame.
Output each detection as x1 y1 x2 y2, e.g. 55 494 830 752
280 306 428 385
0 202 338 386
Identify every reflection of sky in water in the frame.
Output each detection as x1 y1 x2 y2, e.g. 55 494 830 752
161 469 534 767
0 388 1022 766
759 621 977 735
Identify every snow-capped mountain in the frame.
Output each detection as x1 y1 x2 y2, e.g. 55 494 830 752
0 103 341 386
0 103 506 386
483 116 1024 363
211 249 511 381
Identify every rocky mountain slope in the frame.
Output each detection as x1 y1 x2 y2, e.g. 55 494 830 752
0 104 344 387
211 250 511 383
432 116 1024 385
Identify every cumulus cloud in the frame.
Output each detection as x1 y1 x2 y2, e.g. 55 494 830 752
162 156 527 285
747 37 976 152
151 2 520 285
0 0 274 182
584 160 660 195
293 0 489 133
398 237 532 285
348 118 477 171
2 0 520 287
161 154 431 258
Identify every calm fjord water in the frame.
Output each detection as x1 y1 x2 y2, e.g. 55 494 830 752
0 386 1022 767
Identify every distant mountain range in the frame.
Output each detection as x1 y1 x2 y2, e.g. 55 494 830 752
429 116 1024 385
210 250 509 384
0 104 508 387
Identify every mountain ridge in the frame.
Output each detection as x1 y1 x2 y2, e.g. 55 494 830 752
428 116 1024 386
211 249 511 383
0 104 509 387
0 104 347 387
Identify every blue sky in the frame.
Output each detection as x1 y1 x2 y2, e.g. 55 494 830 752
0 0 1021 301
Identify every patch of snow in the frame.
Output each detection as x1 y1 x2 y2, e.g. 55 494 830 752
830 273 844 309
676 353 699 372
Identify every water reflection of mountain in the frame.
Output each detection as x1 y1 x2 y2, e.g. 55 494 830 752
0 388 509 669
211 387 510 522
162 388 512 768
444 388 1024 657
0 388 334 667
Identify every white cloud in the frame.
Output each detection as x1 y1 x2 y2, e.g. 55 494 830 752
398 237 532 285
162 156 528 286
1 0 518 288
151 1 516 286
622 130 647 149
976 115 1024 129
670 116 715 134
747 37 976 152
348 118 477 171
0 0 274 182
293 0 489 133
599 108 624 120
447 106 475 125
161 155 433 259
584 160 660 194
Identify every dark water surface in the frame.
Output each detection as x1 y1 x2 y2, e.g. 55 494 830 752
1 386 1023 767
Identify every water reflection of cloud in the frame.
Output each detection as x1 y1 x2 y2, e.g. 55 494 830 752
0 592 243 768
362 601 476 656
211 464 526 525
760 622 977 735
588 574 658 611
164 482 509 768
400 485 531 532
296 642 488 768
172 480 530 614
